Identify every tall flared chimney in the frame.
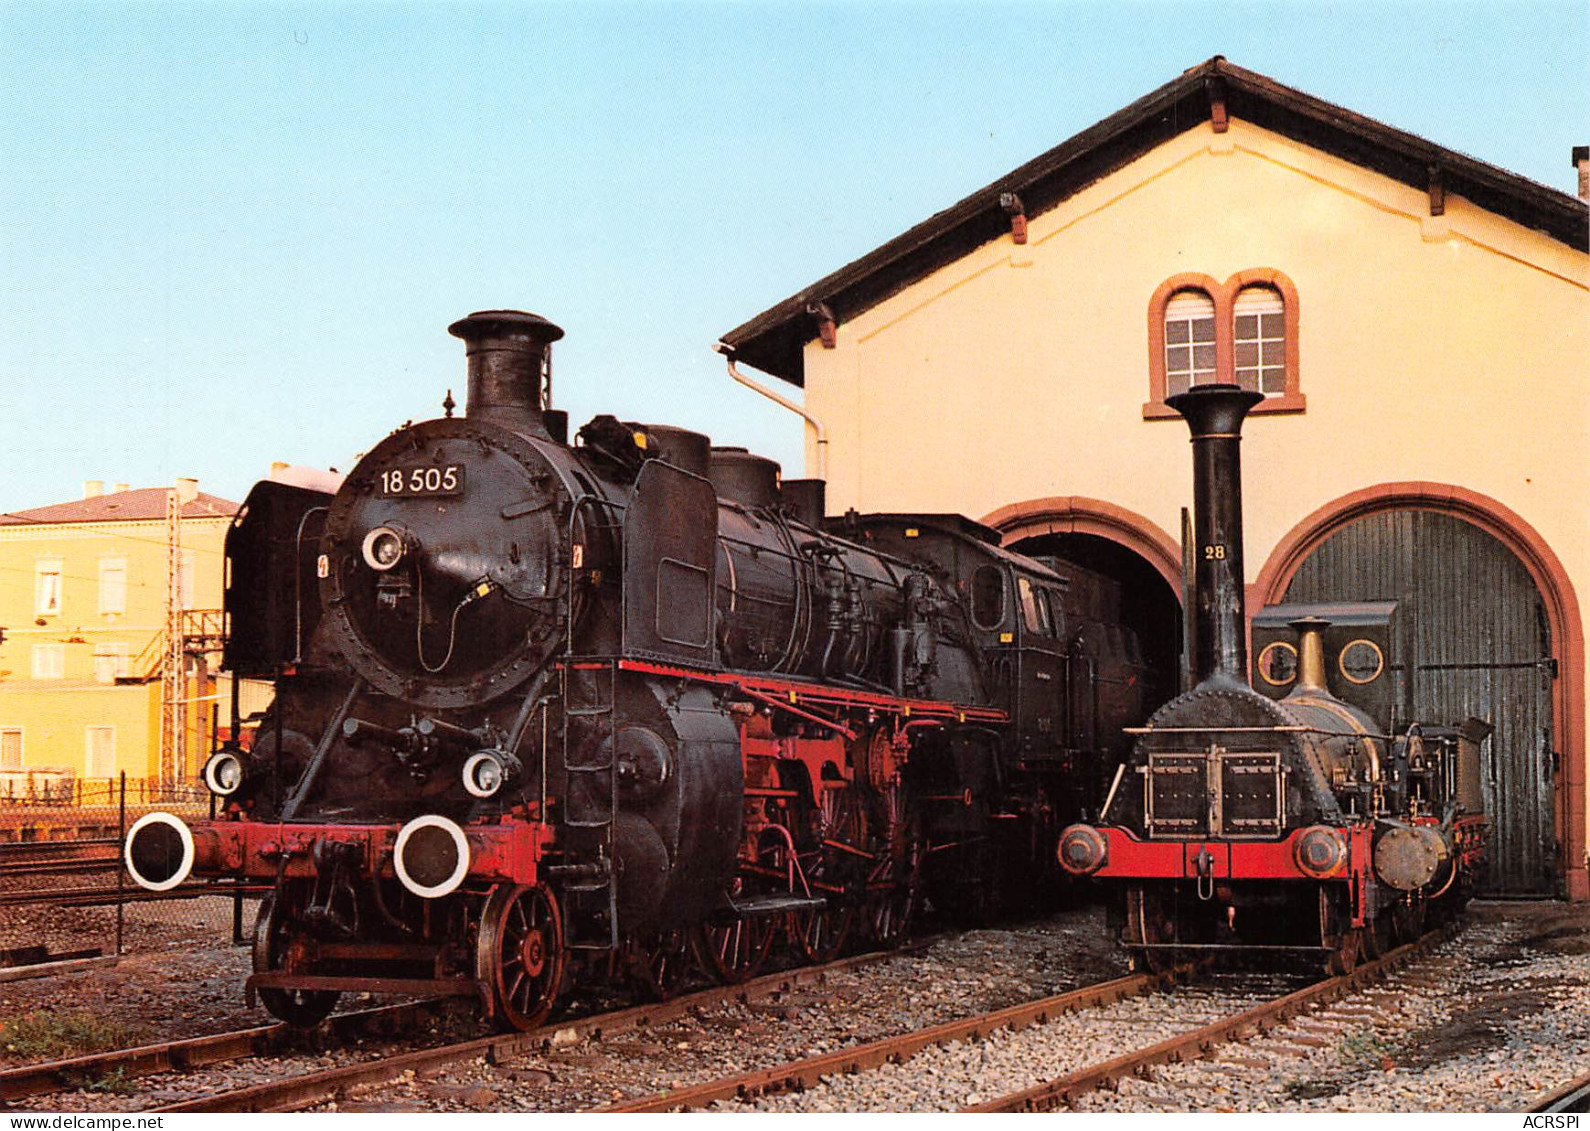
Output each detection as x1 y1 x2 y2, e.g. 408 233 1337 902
1165 383 1265 687
447 310 565 438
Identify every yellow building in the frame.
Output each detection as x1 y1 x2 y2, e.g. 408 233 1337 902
719 60 1590 899
0 480 236 794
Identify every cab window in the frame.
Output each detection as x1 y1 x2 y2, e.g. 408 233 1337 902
1018 577 1053 635
1045 588 1067 639
971 565 1006 630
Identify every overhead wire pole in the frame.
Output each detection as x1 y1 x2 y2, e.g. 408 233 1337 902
162 479 197 784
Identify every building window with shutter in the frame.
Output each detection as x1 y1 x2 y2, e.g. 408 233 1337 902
85 726 115 779
0 729 21 769
32 644 65 679
1163 290 1218 397
1145 269 1303 418
35 560 62 616
1233 285 1286 396
99 558 128 615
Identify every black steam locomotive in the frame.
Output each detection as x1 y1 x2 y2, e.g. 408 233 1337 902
1057 385 1489 974
124 310 1150 1029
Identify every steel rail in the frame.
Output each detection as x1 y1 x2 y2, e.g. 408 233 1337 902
1525 1068 1590 1114
146 946 922 1113
0 881 270 908
0 999 442 1104
966 929 1445 1113
596 967 1185 1112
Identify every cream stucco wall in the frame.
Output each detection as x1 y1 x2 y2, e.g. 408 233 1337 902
0 511 232 783
795 118 1590 890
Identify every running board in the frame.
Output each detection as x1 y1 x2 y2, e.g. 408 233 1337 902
709 894 827 925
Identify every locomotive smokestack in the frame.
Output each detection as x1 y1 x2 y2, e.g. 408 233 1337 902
447 310 565 437
1165 383 1265 688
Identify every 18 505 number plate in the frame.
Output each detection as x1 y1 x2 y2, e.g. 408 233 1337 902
378 465 465 497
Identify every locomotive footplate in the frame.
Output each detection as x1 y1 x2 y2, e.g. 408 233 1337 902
708 893 827 925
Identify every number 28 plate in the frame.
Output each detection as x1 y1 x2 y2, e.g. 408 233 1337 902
378 465 466 497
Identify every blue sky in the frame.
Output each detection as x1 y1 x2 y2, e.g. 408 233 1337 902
2 1 1585 511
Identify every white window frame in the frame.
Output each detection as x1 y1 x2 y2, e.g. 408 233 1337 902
35 559 62 616
0 728 21 769
31 644 65 680
1163 290 1217 398
1233 286 1287 397
92 643 130 684
98 557 128 614
85 726 115 779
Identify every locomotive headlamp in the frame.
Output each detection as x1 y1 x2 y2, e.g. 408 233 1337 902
203 749 247 797
461 748 522 799
361 526 410 572
1294 825 1348 878
1057 824 1109 876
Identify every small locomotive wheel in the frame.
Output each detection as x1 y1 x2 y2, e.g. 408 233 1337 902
253 894 340 1027
476 883 565 1031
1391 895 1427 944
1363 910 1394 959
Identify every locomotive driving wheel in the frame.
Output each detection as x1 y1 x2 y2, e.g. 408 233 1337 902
865 797 921 948
692 915 777 984
628 928 692 1002
790 900 853 963
476 883 565 1031
787 785 862 962
253 893 341 1027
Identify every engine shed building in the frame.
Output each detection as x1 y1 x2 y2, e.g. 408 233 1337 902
718 58 1590 900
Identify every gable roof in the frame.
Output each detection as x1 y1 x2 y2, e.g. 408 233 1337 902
0 488 238 527
718 56 1588 386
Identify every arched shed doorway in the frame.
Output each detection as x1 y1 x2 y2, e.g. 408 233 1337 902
1254 484 1585 899
985 497 1184 715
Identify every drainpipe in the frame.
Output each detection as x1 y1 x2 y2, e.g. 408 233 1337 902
714 343 828 482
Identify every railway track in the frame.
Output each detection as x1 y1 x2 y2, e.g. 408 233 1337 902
597 966 1192 1111
1527 1068 1590 1115
604 930 1445 1113
969 933 1438 1112
16 947 916 1113
0 999 444 1106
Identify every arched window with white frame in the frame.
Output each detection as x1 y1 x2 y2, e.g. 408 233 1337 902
1163 290 1216 397
1234 285 1286 396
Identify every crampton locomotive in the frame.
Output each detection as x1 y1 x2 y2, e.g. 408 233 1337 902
1057 384 1490 974
125 310 1150 1029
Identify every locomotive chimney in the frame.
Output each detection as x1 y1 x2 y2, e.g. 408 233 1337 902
447 310 565 437
1165 383 1265 688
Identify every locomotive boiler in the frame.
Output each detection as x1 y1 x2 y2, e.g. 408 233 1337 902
124 309 1150 1029
1056 384 1489 973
